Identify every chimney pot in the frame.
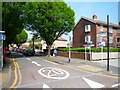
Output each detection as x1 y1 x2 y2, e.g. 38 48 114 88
93 15 97 20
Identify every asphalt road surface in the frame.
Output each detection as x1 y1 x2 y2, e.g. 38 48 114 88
5 52 119 89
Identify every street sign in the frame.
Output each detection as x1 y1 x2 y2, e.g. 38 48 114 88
97 42 103 47
0 34 5 40
83 42 88 47
87 42 94 47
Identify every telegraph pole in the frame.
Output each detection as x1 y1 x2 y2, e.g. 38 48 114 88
107 15 109 71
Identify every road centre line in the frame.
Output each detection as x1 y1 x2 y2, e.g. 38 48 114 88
26 57 41 66
26 58 31 61
32 61 41 66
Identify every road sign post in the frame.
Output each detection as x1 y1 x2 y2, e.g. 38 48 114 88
83 42 94 61
97 42 104 61
87 42 94 61
107 15 110 71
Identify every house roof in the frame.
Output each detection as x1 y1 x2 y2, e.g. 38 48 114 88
57 37 67 41
78 16 120 28
82 16 120 28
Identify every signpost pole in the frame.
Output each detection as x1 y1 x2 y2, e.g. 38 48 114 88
90 47 91 61
85 47 86 60
101 46 103 61
107 15 109 71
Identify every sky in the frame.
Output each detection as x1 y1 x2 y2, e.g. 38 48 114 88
62 1 119 41
65 2 118 24
27 1 119 41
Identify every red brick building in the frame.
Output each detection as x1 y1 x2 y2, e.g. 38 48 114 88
73 15 120 48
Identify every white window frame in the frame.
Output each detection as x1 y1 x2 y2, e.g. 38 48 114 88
85 35 91 43
109 27 112 33
109 37 113 43
100 25 103 32
85 25 91 32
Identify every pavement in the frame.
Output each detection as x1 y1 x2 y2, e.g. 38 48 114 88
0 58 11 89
0 54 119 89
42 56 120 76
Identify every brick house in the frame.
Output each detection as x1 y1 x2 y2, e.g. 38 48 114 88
73 15 120 48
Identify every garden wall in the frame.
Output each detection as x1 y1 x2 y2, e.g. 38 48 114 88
58 52 119 60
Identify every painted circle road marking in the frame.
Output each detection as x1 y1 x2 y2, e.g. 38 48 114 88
38 67 69 80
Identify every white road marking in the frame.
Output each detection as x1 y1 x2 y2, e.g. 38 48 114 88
38 67 69 80
83 77 105 88
112 83 120 87
26 58 31 61
43 84 50 88
32 61 41 66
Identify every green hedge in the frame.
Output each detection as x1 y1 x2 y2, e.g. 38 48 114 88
58 47 120 52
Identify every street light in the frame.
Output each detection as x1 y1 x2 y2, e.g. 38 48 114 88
65 33 71 63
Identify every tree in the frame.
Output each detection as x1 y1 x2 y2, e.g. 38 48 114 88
2 2 25 47
13 29 28 47
22 2 75 56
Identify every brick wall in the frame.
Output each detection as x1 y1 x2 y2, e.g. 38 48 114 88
73 18 96 48
58 52 90 60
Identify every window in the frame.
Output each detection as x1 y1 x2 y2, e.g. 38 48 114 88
100 37 103 42
100 25 103 32
117 38 120 42
109 37 113 43
109 27 112 33
85 35 91 43
85 25 91 32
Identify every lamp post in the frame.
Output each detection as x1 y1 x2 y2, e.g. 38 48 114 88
65 33 71 63
30 33 36 55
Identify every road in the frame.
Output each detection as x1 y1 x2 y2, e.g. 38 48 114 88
4 52 119 89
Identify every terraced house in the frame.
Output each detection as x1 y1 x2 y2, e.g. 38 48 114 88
73 15 120 48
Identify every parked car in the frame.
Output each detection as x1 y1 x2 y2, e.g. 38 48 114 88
16 48 24 53
6 49 11 56
22 50 35 56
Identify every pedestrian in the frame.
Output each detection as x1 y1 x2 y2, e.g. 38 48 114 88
53 49 57 57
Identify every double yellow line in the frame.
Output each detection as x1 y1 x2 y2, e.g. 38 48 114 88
9 58 20 88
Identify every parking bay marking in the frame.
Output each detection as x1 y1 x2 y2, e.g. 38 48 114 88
38 67 69 80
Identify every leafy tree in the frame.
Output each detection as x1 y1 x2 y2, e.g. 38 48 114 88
2 2 25 47
22 2 75 56
13 29 28 47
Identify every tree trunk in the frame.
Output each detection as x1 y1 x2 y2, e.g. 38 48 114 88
47 45 51 57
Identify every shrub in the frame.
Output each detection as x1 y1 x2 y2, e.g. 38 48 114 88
58 47 119 52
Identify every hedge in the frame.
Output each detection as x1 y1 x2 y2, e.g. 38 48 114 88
58 47 120 52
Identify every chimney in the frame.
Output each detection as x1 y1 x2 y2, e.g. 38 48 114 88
93 14 97 20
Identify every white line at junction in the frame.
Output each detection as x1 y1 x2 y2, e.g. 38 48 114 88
112 83 120 87
43 84 51 88
83 77 105 88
